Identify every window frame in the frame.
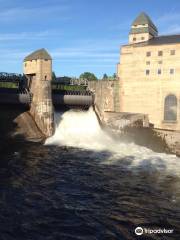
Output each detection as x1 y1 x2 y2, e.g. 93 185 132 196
170 68 175 75
158 51 163 56
157 69 162 75
146 69 150 75
170 50 175 55
146 51 151 57
164 94 177 122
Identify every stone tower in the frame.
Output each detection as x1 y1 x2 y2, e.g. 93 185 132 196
129 12 158 44
23 48 54 137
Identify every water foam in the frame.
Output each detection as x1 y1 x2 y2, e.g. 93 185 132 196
45 108 180 176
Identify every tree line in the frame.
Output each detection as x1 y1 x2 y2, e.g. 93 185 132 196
52 72 117 82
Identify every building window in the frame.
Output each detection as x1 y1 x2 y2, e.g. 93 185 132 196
170 50 175 55
164 94 177 121
146 61 150 65
133 37 136 41
158 51 163 56
146 52 151 57
146 70 150 75
158 61 163 64
158 69 162 75
25 63 27 67
141 37 145 40
170 69 175 74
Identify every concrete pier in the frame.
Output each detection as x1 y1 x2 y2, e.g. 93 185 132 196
23 49 54 137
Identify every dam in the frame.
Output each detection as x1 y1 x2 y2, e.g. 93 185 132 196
0 50 180 240
0 49 94 141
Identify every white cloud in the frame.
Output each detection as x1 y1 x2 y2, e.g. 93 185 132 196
157 13 180 25
52 49 119 59
161 24 180 35
0 30 62 41
0 4 70 23
0 49 29 60
157 12 180 35
50 38 125 60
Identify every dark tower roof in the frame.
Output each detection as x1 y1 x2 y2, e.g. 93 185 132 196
132 12 158 32
24 48 52 62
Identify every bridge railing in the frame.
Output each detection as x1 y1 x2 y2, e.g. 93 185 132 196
0 72 25 82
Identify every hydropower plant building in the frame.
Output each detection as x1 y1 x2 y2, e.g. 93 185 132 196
117 12 180 131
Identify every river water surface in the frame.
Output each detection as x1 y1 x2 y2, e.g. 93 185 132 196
0 108 180 240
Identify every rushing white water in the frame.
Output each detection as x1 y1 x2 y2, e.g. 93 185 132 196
46 108 180 176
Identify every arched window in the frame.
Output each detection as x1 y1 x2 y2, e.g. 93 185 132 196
164 94 177 121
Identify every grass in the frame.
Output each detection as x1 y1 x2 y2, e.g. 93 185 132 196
0 81 86 91
52 84 86 91
0 82 18 89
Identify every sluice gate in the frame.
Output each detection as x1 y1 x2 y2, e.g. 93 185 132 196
52 90 93 107
0 72 94 108
0 89 94 108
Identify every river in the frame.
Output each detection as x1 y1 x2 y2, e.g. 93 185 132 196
0 108 180 239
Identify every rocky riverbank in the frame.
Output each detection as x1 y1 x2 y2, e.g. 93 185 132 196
0 106 44 152
96 109 180 156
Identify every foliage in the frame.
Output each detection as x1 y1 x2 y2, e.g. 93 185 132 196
79 72 98 81
52 83 86 91
101 73 117 81
102 73 108 80
113 73 117 79
52 72 57 81
0 82 18 89
54 76 72 84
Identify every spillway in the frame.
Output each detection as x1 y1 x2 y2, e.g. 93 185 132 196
46 107 180 177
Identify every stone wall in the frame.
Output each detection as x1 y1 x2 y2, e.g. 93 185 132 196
24 58 54 137
30 79 54 137
117 43 180 131
88 80 149 129
88 80 117 112
154 129 180 156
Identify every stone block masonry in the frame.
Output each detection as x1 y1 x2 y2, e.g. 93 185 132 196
88 80 115 113
23 49 54 138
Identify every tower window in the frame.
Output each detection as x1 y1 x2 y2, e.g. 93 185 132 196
170 69 175 74
146 70 150 75
164 94 177 121
158 61 163 64
158 69 162 75
133 37 136 41
170 50 175 55
146 61 150 65
146 52 151 57
158 51 163 56
141 37 145 40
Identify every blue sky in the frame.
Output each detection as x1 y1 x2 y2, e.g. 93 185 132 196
0 0 180 78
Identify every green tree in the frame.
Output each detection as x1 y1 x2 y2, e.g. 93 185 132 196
52 71 56 82
103 73 108 80
79 72 98 81
113 73 117 79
